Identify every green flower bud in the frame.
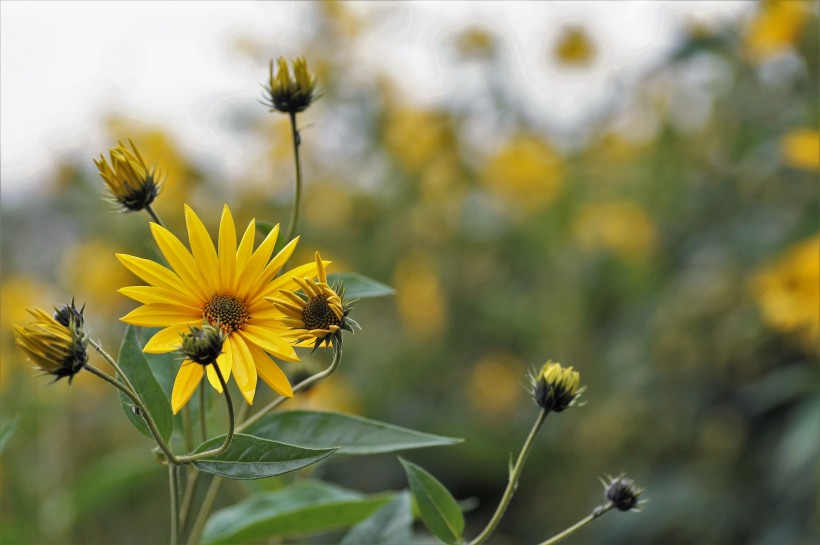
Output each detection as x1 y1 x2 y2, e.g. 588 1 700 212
180 322 227 365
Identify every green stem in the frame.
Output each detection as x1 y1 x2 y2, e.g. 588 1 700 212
468 409 549 545
285 111 302 242
179 469 199 536
183 405 194 453
176 363 234 463
146 204 165 227
88 338 138 398
238 343 342 433
535 503 614 545
199 382 207 443
84 362 178 463
169 463 180 545
186 476 222 545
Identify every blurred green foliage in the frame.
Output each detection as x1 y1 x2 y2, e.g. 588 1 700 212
1 2 818 544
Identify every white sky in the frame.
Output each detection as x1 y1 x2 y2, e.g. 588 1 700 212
0 1 753 201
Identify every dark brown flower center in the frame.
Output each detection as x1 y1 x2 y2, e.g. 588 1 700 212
203 294 249 333
303 295 341 331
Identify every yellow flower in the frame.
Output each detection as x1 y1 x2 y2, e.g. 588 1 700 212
554 26 596 66
267 252 359 350
94 139 163 212
753 235 820 345
117 204 322 413
781 129 820 171
744 0 811 60
574 200 657 262
531 360 585 412
14 306 87 383
263 56 318 114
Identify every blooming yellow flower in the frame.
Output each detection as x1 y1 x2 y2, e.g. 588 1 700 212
267 252 358 350
781 129 820 171
14 306 87 383
94 139 162 212
117 204 323 413
744 0 811 60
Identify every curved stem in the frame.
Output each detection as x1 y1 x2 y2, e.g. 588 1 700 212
176 363 234 463
238 344 342 433
84 362 178 463
535 503 614 545
468 409 549 545
285 111 302 242
89 338 138 397
145 204 165 227
169 463 180 545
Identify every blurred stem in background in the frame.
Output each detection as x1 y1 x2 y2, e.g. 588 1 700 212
145 204 165 227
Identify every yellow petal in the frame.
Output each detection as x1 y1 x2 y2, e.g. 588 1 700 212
117 254 188 294
121 304 201 327
118 286 201 307
260 261 331 299
229 333 258 405
150 223 209 300
238 326 299 362
206 335 233 392
245 236 299 300
185 204 220 291
315 252 327 284
247 341 293 397
143 322 201 353
218 205 238 292
172 362 204 414
234 219 257 290
235 223 280 300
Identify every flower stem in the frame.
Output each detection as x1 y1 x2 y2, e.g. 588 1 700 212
169 463 180 545
285 111 302 242
179 469 199 536
238 343 343 433
83 362 178 463
89 338 139 397
535 503 614 545
176 363 234 463
146 204 165 227
468 408 549 545
182 406 194 453
199 382 207 443
185 476 222 545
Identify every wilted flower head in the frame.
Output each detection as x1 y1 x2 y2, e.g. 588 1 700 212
180 322 228 366
530 360 585 412
600 474 645 512
14 305 88 383
94 139 163 212
267 252 360 351
263 56 318 114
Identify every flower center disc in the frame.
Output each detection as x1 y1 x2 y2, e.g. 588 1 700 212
203 294 249 333
303 295 341 331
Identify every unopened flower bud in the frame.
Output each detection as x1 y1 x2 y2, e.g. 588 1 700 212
94 139 163 212
263 56 318 114
601 474 645 512
180 322 227 365
531 360 585 412
15 306 89 384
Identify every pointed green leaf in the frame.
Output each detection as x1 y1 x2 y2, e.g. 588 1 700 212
242 410 462 455
118 325 174 442
328 272 395 299
400 458 464 545
200 480 393 545
192 434 337 480
341 491 413 545
0 415 20 455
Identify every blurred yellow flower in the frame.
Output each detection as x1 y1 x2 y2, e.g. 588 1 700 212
744 0 811 60
781 129 820 171
384 108 455 175
553 26 596 66
574 200 657 262
63 240 138 315
117 204 320 413
393 251 446 340
753 235 820 345
292 375 362 415
481 133 565 214
467 354 524 420
303 181 355 230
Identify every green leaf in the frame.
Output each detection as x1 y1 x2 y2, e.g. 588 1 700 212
0 415 20 455
341 491 413 545
200 480 393 545
400 458 464 545
328 272 395 299
242 410 462 455
192 434 338 480
117 325 174 442
255 221 277 236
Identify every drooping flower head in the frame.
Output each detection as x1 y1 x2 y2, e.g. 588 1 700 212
530 360 585 412
117 204 324 413
263 56 318 114
267 252 359 351
14 304 88 384
94 139 163 212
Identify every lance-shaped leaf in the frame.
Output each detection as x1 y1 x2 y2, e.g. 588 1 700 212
340 491 414 545
192 434 337 480
117 325 174 442
242 410 462 455
200 480 393 545
400 458 465 545
328 272 395 299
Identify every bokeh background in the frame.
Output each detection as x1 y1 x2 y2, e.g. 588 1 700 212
1 1 818 544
